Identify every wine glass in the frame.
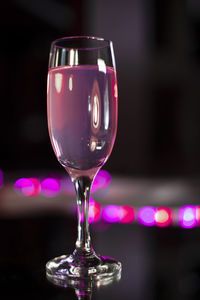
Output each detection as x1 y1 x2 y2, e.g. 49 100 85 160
46 36 121 283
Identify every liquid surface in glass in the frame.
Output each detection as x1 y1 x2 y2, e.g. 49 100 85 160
47 65 118 172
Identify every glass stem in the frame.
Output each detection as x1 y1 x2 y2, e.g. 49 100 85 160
75 288 92 300
74 176 93 253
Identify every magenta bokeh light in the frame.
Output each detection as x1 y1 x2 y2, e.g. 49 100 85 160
62 177 74 195
89 198 101 223
14 178 27 193
41 178 60 197
14 177 40 197
102 205 121 223
27 178 40 196
91 170 111 193
0 169 3 188
179 206 196 228
138 206 156 226
119 206 134 224
12 173 200 229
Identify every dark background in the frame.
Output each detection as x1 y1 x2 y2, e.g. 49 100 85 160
1 2 200 299
1 0 200 177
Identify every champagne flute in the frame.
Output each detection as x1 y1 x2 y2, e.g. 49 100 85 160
46 36 121 282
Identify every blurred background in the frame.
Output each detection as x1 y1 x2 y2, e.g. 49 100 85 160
1 0 200 177
1 1 200 300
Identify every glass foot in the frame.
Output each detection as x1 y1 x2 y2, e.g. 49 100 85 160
46 253 122 285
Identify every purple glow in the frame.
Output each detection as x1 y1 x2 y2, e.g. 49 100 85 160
0 169 3 188
14 177 40 197
102 205 121 223
179 206 196 228
93 221 111 231
41 178 60 197
26 178 40 196
138 206 156 226
14 178 27 194
120 206 134 224
89 198 101 223
91 170 111 193
61 177 74 195
21 178 34 196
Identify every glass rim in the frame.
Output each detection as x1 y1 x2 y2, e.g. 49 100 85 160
51 36 113 51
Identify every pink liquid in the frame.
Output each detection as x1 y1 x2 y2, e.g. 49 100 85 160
47 65 118 177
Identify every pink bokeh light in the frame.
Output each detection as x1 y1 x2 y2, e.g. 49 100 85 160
196 206 200 225
119 206 134 224
179 206 196 229
0 169 3 188
62 177 74 195
102 205 121 223
14 177 40 197
91 170 111 193
155 207 172 227
138 206 156 226
89 198 101 223
14 178 28 194
41 178 60 197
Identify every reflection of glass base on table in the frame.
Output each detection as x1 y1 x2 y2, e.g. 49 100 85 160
46 253 121 288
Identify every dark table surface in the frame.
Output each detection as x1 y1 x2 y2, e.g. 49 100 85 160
1 172 200 299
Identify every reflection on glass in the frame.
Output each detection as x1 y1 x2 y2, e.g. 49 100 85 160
46 270 121 300
114 83 118 99
90 136 98 152
52 136 62 157
97 58 106 74
104 81 109 130
93 95 99 129
47 73 50 95
69 74 73 91
55 73 63 93
68 49 79 66
91 80 101 133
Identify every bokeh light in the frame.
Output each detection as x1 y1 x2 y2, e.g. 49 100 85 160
179 206 196 228
196 206 200 225
119 206 134 224
138 206 156 226
12 173 200 230
91 170 111 193
26 178 40 196
102 205 121 223
155 207 172 227
89 198 101 223
0 169 3 188
41 178 60 197
14 178 27 194
61 177 74 195
14 177 40 197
